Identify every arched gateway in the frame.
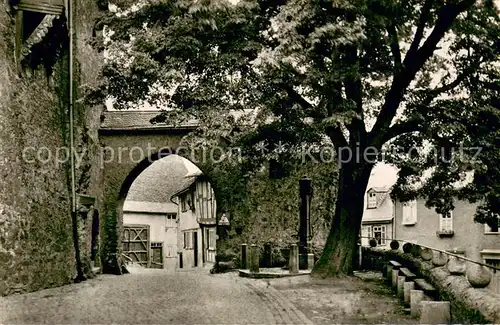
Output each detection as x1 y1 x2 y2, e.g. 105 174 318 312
98 111 216 274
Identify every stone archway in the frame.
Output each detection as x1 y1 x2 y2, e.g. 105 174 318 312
98 111 220 274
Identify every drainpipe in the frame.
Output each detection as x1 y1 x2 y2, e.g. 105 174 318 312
68 0 83 281
392 199 396 241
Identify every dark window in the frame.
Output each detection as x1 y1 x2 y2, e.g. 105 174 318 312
485 259 500 268
181 195 188 212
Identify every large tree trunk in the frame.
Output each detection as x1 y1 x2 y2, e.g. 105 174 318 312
312 162 373 277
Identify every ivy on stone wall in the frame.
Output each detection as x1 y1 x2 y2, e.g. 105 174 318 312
196 148 338 260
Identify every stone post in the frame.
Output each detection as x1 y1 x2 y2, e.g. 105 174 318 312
249 244 259 273
386 265 393 284
299 177 312 256
397 276 406 298
392 269 399 289
241 244 248 269
404 281 415 306
307 253 315 270
289 244 299 274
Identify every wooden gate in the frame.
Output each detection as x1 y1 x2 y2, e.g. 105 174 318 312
122 224 150 267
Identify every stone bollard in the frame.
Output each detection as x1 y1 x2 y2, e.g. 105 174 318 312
307 253 315 270
241 244 248 269
386 265 393 284
392 269 399 289
289 244 299 274
410 289 426 318
404 281 415 306
420 301 451 324
397 276 406 298
249 244 260 273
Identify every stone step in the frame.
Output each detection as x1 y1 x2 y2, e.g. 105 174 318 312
419 301 451 324
389 260 402 269
414 278 438 300
399 267 416 280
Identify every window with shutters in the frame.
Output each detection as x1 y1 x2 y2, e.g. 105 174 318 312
439 211 453 232
165 213 177 228
208 229 216 249
402 200 417 225
183 231 192 249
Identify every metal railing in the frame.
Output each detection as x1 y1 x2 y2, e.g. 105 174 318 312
359 236 500 273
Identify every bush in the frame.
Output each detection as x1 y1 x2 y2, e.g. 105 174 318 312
410 244 421 257
369 238 377 247
402 242 413 254
215 249 237 263
390 240 399 250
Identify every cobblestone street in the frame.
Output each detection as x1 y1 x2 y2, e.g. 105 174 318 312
0 268 312 324
0 268 414 324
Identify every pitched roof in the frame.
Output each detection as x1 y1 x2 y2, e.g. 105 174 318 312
368 186 389 193
125 154 201 203
123 201 177 214
100 110 198 130
362 163 397 223
99 109 257 130
367 163 399 190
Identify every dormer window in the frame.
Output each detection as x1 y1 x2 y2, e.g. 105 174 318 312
367 192 377 209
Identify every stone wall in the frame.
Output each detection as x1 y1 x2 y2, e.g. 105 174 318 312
361 247 500 323
0 0 103 295
215 160 338 265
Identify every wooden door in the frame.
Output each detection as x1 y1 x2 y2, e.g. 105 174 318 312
122 224 150 267
204 227 216 263
151 242 163 269
164 213 177 270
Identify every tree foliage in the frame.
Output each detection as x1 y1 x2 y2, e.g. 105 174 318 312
91 0 500 273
